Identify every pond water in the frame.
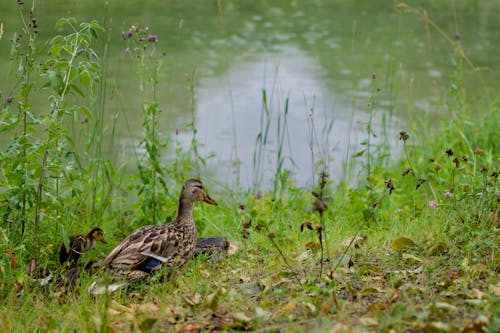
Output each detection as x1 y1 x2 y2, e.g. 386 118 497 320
1 1 498 189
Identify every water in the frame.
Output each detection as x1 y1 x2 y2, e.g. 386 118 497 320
1 1 498 189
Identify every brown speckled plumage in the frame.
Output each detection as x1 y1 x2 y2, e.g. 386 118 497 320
103 179 217 280
59 227 106 267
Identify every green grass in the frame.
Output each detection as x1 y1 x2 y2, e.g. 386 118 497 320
0 5 499 333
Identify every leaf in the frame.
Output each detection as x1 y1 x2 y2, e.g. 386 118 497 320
427 242 448 256
392 237 416 250
231 312 252 325
138 318 157 332
6 249 16 269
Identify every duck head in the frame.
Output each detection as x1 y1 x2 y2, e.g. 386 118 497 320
88 227 107 244
182 179 218 206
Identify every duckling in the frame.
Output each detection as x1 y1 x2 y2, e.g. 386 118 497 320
103 179 217 280
59 227 107 267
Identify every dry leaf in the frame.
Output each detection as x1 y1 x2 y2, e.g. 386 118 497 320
231 312 252 324
6 249 16 269
489 282 500 296
279 299 298 314
392 237 416 250
227 241 240 255
359 315 378 326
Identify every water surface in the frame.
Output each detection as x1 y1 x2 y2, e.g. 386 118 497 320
1 1 498 188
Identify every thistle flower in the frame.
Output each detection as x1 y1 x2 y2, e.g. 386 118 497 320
399 131 409 141
429 200 437 210
147 34 158 42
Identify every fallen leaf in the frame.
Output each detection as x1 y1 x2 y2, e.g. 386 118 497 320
460 315 488 333
319 301 330 316
130 302 159 313
359 315 378 326
432 302 457 312
392 237 416 250
402 253 423 262
467 288 487 300
138 318 157 332
489 282 500 296
231 312 252 324
279 299 298 314
427 242 448 256
227 241 240 255
6 249 16 269
305 241 321 251
421 321 453 332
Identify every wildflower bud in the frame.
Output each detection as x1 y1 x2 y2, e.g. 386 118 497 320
18 0 24 4
416 178 427 190
6 95 13 103
455 32 461 40
384 179 395 194
429 157 435 163
480 167 488 174
462 155 468 163
453 157 460 167
300 221 313 232
446 148 454 156
473 148 484 155
124 48 130 55
241 230 250 239
402 168 412 176
268 232 276 239
313 199 327 214
434 164 441 172
242 220 251 229
399 131 409 141
315 225 323 233
429 200 437 210
491 171 499 178
371 72 376 80
320 171 328 189
147 34 158 42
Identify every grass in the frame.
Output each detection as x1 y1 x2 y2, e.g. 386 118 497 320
0 3 499 333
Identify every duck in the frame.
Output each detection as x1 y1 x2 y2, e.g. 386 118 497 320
59 227 107 267
102 178 217 281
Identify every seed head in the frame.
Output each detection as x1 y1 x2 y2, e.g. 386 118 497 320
473 148 484 155
399 131 409 141
446 148 454 156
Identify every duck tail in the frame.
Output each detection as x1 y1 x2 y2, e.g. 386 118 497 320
59 241 69 265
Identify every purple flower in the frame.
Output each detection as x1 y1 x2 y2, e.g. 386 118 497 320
429 200 437 210
455 32 461 40
444 191 453 199
127 30 133 37
124 48 130 55
6 95 13 103
147 34 158 42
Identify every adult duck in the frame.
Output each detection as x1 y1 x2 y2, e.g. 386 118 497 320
103 178 217 281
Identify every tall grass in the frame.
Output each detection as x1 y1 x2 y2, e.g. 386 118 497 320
0 2 498 332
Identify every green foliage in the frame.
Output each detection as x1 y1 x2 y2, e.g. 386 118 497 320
0 4 498 333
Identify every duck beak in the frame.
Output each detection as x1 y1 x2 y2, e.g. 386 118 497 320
203 194 218 206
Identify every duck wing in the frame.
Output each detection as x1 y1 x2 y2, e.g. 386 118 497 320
104 225 178 271
67 235 85 265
